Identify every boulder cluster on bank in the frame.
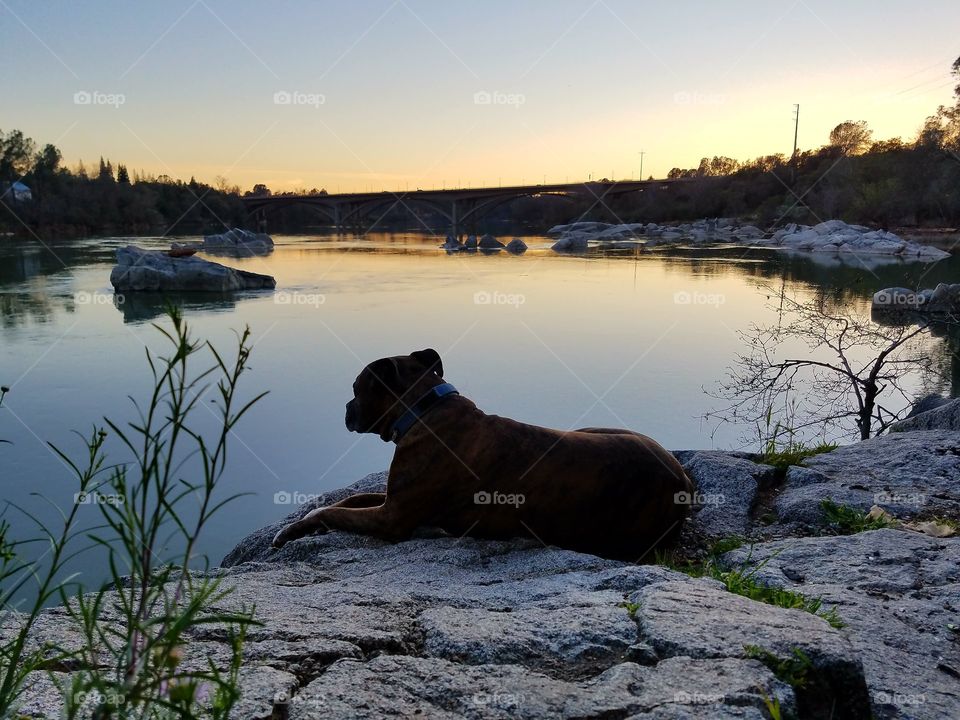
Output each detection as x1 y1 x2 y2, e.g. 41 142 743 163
171 228 275 257
110 245 276 292
548 219 951 260
14 398 960 719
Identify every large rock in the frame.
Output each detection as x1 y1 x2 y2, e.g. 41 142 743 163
110 245 276 292
676 451 776 539
723 530 960 719
289 654 791 719
775 430 960 525
16 427 960 719
630 578 870 718
891 397 960 432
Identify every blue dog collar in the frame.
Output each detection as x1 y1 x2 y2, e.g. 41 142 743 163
390 383 459 443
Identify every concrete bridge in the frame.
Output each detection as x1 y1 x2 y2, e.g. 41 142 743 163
240 178 693 236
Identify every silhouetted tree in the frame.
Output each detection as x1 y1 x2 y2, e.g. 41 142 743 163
116 164 130 184
829 121 873 156
709 287 938 442
0 130 36 180
97 157 114 183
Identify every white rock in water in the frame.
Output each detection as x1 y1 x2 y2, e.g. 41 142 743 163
203 227 274 251
110 246 276 292
779 229 823 249
812 219 850 235
734 225 764 239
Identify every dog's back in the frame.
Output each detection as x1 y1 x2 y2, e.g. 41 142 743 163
401 405 694 560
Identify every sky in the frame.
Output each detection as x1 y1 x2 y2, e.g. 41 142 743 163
2 0 958 193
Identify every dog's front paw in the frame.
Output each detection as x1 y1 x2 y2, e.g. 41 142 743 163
272 521 306 549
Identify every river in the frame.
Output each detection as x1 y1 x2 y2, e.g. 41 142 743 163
0 232 956 586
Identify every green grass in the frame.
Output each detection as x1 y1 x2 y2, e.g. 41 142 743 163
719 563 844 629
0 310 262 717
820 498 894 534
655 544 844 629
759 440 838 472
745 645 814 690
759 689 784 720
619 601 641 619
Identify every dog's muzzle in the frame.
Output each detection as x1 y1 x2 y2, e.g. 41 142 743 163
345 399 359 432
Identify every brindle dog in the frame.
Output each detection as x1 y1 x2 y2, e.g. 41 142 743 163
272 349 695 560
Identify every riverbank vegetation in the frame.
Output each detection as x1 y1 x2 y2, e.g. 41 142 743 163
0 310 260 718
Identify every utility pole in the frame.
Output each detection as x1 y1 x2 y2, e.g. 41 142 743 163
638 150 646 180
791 104 800 184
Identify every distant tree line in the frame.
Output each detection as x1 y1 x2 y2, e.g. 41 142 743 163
0 131 247 238
624 58 960 228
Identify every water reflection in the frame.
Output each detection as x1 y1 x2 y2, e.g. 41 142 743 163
114 291 269 324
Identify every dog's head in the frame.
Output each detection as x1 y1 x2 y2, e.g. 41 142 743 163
345 349 445 441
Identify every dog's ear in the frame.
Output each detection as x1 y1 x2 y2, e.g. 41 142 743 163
367 357 400 390
411 348 443 378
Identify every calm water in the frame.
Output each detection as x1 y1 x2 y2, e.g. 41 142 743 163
0 232 956 584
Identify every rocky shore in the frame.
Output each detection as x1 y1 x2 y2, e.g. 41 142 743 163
548 219 951 260
14 401 960 719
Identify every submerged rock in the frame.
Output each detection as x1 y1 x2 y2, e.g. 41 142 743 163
505 238 528 254
110 245 276 292
479 234 505 249
551 233 589 252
